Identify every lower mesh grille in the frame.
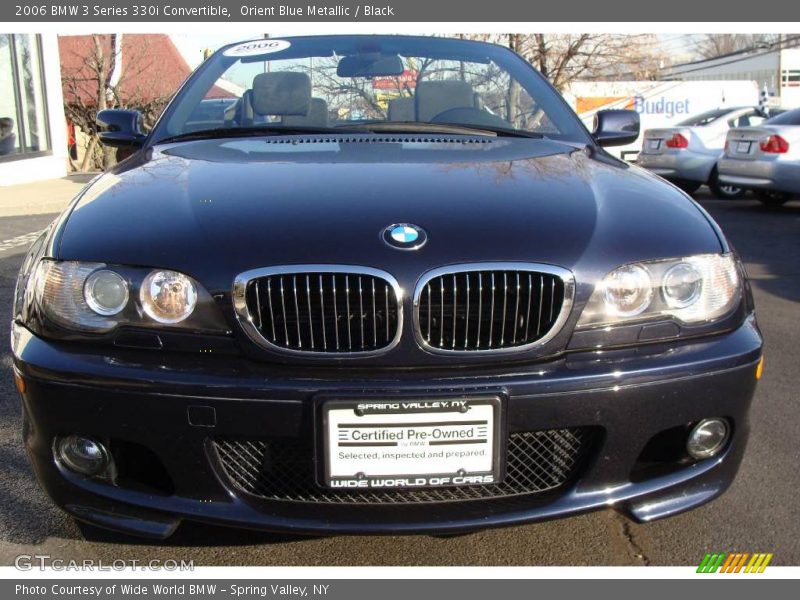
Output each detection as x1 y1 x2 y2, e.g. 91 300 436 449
213 428 598 504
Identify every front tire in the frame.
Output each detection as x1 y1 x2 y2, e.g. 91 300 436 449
756 190 793 207
709 169 746 199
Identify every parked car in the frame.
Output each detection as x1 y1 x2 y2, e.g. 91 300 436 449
570 80 761 162
637 106 781 198
719 107 800 206
12 35 762 539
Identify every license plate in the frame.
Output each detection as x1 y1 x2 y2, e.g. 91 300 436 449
321 397 503 489
737 141 752 153
648 139 661 150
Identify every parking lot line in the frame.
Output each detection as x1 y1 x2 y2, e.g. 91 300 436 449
0 230 44 253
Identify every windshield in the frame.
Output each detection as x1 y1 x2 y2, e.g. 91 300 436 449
151 35 590 144
765 107 800 125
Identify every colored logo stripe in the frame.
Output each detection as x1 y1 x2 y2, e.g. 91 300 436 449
697 553 726 573
720 553 736 572
697 552 773 573
745 553 773 573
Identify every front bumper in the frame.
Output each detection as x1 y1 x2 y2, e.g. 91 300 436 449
718 157 800 195
637 150 718 183
13 318 762 538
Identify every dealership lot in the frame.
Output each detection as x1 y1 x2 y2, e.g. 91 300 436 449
0 192 797 566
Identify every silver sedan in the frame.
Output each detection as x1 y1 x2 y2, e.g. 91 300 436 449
719 107 800 206
638 107 775 198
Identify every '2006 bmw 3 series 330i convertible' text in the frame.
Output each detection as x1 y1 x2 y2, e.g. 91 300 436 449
12 35 762 539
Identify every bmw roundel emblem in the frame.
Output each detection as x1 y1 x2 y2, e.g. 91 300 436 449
382 223 427 250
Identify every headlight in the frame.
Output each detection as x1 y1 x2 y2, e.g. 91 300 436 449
577 253 741 328
661 262 703 309
84 269 129 316
601 264 653 317
140 270 197 324
34 261 118 332
27 259 226 335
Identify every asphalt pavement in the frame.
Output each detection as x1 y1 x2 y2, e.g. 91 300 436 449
0 190 797 566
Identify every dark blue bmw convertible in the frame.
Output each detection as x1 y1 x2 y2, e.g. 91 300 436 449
12 35 762 539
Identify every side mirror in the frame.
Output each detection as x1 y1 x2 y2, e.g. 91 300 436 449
97 109 146 148
592 109 640 147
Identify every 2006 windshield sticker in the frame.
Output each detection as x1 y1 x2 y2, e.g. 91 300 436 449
223 39 291 57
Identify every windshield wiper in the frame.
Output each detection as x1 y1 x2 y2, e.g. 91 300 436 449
155 125 363 145
345 121 545 139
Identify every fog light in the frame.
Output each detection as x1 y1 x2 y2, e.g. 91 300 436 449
56 435 110 476
686 418 729 460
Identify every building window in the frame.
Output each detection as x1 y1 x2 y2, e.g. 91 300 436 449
0 34 51 160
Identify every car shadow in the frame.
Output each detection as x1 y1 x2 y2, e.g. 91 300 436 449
695 196 800 305
0 249 320 550
78 520 319 547
65 173 99 185
0 251 84 547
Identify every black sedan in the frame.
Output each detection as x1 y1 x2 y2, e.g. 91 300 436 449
11 35 762 539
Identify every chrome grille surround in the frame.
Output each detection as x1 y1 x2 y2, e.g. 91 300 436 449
233 265 403 356
412 262 575 354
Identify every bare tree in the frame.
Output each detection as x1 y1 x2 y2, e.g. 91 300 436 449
308 57 389 120
466 34 664 90
60 34 172 171
694 34 779 59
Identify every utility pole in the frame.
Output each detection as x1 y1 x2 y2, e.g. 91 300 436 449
778 33 784 104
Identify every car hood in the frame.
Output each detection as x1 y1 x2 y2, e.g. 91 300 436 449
57 134 722 294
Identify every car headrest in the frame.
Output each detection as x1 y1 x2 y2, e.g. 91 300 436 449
251 72 311 116
283 98 330 127
415 80 475 122
388 97 414 122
